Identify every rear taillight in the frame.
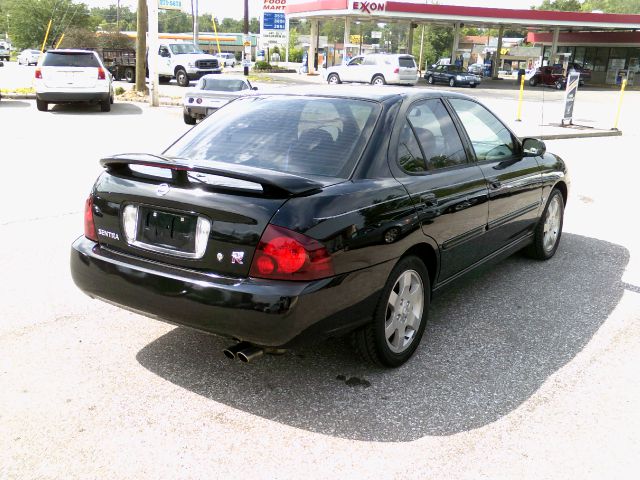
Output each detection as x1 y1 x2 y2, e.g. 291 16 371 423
84 196 98 242
393 67 400 74
249 225 334 281
35 68 42 79
98 67 106 80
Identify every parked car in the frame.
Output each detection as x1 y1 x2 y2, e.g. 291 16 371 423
71 86 568 367
0 41 10 62
324 54 419 86
215 52 237 68
467 63 485 76
528 66 566 89
183 74 256 124
18 49 41 66
425 64 481 87
34 49 114 112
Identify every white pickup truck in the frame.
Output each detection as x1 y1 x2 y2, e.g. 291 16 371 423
0 41 10 62
157 42 221 87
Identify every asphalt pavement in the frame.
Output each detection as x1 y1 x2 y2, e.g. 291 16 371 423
1 86 639 478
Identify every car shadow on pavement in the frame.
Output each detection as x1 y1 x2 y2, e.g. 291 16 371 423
0 100 31 108
49 102 143 116
136 233 628 442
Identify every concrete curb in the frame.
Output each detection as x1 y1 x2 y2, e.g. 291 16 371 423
532 130 623 141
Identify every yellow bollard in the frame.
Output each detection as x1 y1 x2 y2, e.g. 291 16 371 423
212 15 223 71
516 74 525 122
613 78 627 131
40 19 53 53
54 33 65 49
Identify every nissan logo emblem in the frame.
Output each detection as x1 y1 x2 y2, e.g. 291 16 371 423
156 183 170 196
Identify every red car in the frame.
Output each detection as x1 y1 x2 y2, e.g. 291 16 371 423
528 66 566 89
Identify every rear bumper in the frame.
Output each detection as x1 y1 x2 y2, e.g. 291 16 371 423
36 91 110 103
70 236 393 347
184 106 218 118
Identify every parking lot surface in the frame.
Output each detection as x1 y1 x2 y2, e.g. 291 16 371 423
1 87 639 478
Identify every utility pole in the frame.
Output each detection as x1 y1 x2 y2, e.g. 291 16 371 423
148 0 159 106
135 0 147 93
117 0 120 34
243 0 249 76
192 0 199 47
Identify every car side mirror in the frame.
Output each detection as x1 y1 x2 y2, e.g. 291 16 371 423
252 86 258 90
522 138 546 157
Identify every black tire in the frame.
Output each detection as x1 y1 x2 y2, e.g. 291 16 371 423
371 74 386 86
327 73 341 85
470 84 477 88
352 255 430 367
427 75 434 85
526 188 564 260
124 67 135 83
36 99 48 111
183 111 197 125
159 76 171 84
529 77 538 87
100 98 111 112
176 68 189 87
449 77 456 87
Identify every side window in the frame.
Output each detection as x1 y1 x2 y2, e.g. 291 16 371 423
349 57 363 66
363 56 377 66
397 122 426 173
449 99 516 162
404 99 468 170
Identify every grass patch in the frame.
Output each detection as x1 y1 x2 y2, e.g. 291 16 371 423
0 87 35 95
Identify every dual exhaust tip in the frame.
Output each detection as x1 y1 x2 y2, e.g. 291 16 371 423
223 342 264 363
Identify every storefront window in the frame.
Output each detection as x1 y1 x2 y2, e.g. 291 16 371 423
584 47 597 70
574 47 586 66
593 47 610 72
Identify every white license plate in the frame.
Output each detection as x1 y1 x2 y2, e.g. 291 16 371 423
206 108 218 116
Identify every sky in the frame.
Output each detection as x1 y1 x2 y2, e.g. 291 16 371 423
84 0 545 20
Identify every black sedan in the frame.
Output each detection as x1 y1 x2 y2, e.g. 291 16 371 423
71 86 569 367
425 64 481 88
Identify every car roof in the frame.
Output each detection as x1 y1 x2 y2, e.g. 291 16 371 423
45 49 97 54
249 84 475 103
200 74 247 81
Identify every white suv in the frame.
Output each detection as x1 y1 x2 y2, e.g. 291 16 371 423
35 49 114 112
215 53 237 68
324 54 419 86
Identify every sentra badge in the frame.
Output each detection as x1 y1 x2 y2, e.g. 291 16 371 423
231 251 244 264
98 229 120 240
156 183 170 196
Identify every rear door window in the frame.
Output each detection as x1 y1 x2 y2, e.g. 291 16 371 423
42 52 100 67
399 57 416 68
400 99 468 171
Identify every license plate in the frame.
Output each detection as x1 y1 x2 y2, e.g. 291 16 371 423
470 82 475 85
206 108 218 116
138 207 197 253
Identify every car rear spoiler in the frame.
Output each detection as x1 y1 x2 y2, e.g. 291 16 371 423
100 153 325 196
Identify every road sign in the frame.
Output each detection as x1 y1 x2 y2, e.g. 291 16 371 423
158 0 182 11
371 31 382 39
350 35 361 44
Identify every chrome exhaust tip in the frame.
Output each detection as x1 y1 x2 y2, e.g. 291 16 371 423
223 341 251 360
237 346 264 363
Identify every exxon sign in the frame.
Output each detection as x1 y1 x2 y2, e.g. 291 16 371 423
351 1 386 13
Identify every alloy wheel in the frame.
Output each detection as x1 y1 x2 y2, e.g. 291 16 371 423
384 270 424 353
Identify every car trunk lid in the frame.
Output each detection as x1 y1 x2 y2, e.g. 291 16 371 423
90 153 332 278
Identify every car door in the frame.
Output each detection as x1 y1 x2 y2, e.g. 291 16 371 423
447 97 543 252
342 56 363 82
390 98 489 281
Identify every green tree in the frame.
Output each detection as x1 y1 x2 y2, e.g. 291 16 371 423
5 0 90 50
581 0 640 13
531 0 583 11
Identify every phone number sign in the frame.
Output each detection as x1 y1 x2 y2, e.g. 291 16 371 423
159 0 182 11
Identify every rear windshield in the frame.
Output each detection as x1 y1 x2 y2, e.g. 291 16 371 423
201 78 247 91
42 52 100 67
399 57 416 68
165 96 381 178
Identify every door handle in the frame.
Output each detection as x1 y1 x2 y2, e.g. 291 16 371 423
488 179 502 189
420 193 438 207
